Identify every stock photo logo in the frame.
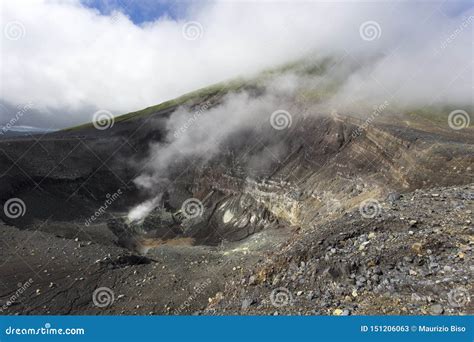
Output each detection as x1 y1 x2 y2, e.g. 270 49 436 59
447 287 471 308
448 110 470 130
92 287 115 308
270 110 292 130
0 102 34 135
182 21 204 41
173 100 211 139
359 199 382 219
435 15 474 54
351 101 390 138
3 20 26 41
181 198 204 219
0 279 34 313
3 198 26 219
270 287 294 308
92 110 115 130
359 21 382 41
84 189 123 226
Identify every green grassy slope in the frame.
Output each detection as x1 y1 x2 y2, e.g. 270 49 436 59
63 57 471 132
62 57 337 132
63 79 246 131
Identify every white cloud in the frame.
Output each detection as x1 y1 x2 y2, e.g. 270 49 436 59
0 0 472 128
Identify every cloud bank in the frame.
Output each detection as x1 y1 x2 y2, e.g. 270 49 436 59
0 0 472 129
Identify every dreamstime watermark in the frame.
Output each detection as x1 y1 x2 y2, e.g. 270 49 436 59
352 100 390 138
0 102 34 135
92 109 114 130
435 15 473 54
270 110 292 130
5 323 85 336
182 21 204 40
359 198 382 218
448 109 470 130
447 287 471 308
92 287 114 308
3 198 26 219
270 287 294 307
173 101 211 139
181 198 204 219
84 189 123 226
3 20 26 41
0 278 34 313
175 278 212 314
359 21 382 41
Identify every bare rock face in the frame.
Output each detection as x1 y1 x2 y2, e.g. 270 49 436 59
0 99 472 315
213 184 474 315
107 189 280 253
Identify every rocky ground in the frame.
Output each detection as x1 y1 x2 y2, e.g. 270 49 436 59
0 95 472 315
209 184 473 315
0 218 290 314
0 183 471 315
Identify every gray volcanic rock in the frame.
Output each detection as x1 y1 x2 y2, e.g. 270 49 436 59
0 91 472 315
212 184 473 315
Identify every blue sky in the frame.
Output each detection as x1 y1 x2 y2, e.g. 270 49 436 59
80 0 474 24
80 0 194 23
